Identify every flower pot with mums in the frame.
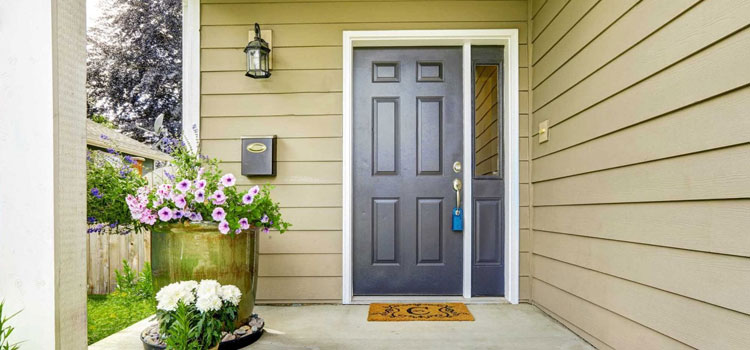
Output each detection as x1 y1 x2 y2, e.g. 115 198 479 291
126 144 290 323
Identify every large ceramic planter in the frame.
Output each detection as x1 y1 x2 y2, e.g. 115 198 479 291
151 222 258 322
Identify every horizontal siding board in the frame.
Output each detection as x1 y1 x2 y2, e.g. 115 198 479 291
531 0 644 88
519 252 530 276
531 0 548 19
533 2 750 126
531 0 567 41
260 230 342 254
519 229 530 252
259 254 341 277
202 2 527 25
203 138 342 162
202 93 342 117
519 275 530 301
519 113 529 137
202 70 342 94
201 115 342 139
535 231 750 314
534 303 614 350
203 47 342 71
532 278 688 350
533 87 750 182
534 145 750 206
532 0 598 64
533 255 750 349
257 277 342 300
219 162 342 185
201 22 528 48
533 29 750 159
532 0 695 94
280 207 342 231
534 200 750 258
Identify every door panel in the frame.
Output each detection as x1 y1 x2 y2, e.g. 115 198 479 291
353 47 463 295
471 46 505 296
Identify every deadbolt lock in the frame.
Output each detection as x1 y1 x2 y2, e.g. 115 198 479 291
453 161 462 173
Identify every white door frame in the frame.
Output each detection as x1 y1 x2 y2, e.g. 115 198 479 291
342 29 520 304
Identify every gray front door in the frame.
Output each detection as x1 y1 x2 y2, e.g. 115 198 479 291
353 47 463 295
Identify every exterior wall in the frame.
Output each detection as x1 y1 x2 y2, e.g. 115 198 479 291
0 0 87 348
528 0 750 348
199 0 532 303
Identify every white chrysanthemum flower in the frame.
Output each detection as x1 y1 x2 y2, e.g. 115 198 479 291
156 282 182 311
195 294 223 313
196 280 221 299
175 281 197 305
219 285 242 306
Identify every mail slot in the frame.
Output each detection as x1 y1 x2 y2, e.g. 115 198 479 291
241 135 276 176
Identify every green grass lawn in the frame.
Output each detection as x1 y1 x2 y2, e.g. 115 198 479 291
87 291 156 345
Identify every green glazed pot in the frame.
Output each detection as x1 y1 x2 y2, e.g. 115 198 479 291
151 222 258 323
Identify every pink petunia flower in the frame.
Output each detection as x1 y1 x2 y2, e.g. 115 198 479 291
173 194 187 209
220 174 236 187
158 207 173 222
188 212 203 222
218 220 230 234
211 190 226 205
235 228 242 234
260 214 269 224
242 193 254 205
195 179 207 190
248 185 260 196
262 227 270 234
238 218 250 230
176 180 191 193
194 189 205 203
173 210 184 219
211 207 226 221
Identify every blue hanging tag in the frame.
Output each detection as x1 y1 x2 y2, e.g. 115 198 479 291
452 207 463 231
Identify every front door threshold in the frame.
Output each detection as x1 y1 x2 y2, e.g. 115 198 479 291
350 296 509 304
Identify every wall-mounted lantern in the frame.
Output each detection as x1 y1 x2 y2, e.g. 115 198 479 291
244 23 271 79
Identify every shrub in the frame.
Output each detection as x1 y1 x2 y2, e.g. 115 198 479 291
115 261 155 300
0 301 21 350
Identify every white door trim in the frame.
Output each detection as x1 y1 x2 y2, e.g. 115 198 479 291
342 29 520 304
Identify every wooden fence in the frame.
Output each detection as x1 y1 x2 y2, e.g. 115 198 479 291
87 230 151 294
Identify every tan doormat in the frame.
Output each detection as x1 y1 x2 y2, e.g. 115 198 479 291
367 303 475 321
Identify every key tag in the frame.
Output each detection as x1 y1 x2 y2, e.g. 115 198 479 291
452 207 463 231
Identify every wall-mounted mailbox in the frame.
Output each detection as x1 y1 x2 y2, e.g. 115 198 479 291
241 135 276 176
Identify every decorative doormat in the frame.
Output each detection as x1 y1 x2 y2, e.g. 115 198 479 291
367 303 474 321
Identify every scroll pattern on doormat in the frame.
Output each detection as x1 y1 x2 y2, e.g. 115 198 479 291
367 303 474 321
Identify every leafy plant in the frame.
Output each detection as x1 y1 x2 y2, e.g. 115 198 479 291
115 261 155 300
155 281 240 349
126 142 290 236
89 114 116 129
164 302 200 350
0 301 22 350
87 135 149 235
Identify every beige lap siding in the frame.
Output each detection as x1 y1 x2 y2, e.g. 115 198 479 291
529 0 750 348
199 0 532 303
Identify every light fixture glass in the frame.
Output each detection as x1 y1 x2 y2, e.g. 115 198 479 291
244 23 271 79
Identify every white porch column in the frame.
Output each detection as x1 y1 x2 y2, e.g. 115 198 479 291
0 0 87 349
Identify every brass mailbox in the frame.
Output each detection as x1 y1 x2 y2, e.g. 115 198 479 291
241 135 276 176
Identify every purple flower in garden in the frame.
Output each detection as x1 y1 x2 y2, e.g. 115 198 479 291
100 134 109 140
164 171 176 182
218 220 230 234
195 179 207 190
176 179 191 193
197 167 205 178
124 155 135 164
235 228 242 234
211 190 226 205
242 193 254 205
158 207 173 222
248 185 260 196
173 210 184 219
87 216 96 224
91 188 102 199
153 197 163 207
260 214 269 224
173 194 187 209
188 212 203 222
239 218 250 230
220 174 236 187
211 207 226 222
119 167 132 178
107 148 116 154
194 189 205 203
262 227 270 234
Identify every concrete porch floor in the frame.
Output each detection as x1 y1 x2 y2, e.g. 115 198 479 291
90 304 594 350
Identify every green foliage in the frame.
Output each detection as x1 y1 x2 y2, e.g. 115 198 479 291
88 263 157 344
115 261 155 300
0 301 21 350
87 143 148 234
164 303 200 350
89 114 116 129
